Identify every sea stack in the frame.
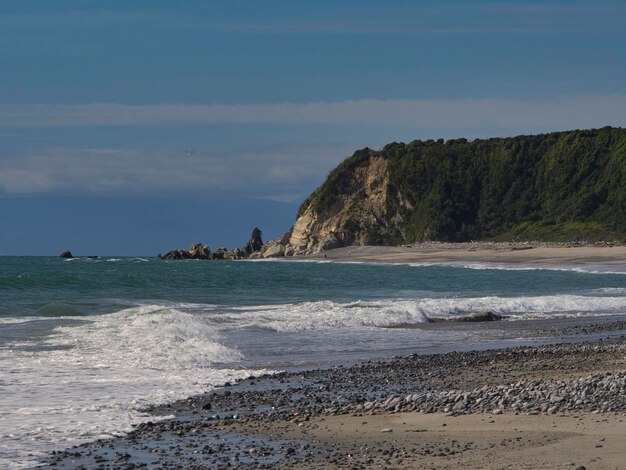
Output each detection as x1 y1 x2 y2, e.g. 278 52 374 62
242 227 263 256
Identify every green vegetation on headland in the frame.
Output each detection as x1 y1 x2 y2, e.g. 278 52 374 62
304 127 626 244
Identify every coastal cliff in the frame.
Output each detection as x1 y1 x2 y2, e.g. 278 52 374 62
258 127 626 256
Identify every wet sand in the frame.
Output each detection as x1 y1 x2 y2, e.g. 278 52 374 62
305 242 626 267
275 412 626 469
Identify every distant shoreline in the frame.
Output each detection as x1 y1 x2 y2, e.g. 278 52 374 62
297 242 626 266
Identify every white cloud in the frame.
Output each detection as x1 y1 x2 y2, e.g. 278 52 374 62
1 96 625 131
0 144 353 195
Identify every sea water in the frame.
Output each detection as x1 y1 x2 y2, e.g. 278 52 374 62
1 256 625 468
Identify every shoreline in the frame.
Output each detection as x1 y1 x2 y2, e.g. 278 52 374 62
42 322 626 469
298 242 626 267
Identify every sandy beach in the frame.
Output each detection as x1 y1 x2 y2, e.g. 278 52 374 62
304 242 626 267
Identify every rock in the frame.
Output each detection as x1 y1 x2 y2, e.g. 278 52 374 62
188 243 210 259
457 312 503 322
263 243 285 258
242 227 263 256
59 250 73 258
278 152 388 255
161 249 191 260
161 229 265 261
316 232 343 252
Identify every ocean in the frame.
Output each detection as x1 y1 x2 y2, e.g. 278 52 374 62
1 256 626 468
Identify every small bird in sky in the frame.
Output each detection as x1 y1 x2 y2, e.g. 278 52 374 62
185 150 194 157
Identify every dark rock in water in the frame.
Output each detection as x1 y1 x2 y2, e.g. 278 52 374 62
458 311 504 322
86 256 100 259
161 248 189 260
160 243 212 260
430 311 504 323
161 229 263 260
242 227 263 256
59 251 73 259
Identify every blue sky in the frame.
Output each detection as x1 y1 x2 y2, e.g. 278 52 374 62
2 1 626 255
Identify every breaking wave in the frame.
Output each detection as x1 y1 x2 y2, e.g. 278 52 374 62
0 305 266 469
218 295 626 332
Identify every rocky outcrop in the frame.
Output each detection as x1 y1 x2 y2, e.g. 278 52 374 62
160 228 264 260
262 243 285 258
59 250 73 258
188 243 210 259
242 227 263 256
161 243 245 260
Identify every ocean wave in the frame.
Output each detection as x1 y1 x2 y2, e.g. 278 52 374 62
0 305 269 468
48 304 243 369
446 262 626 275
217 295 626 332
268 256 626 275
35 303 84 317
592 287 626 294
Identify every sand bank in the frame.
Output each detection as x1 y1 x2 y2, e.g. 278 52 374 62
304 242 626 266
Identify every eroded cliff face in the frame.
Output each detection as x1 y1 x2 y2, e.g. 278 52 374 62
256 152 391 257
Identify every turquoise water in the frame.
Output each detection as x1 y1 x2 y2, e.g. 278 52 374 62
1 256 626 468
3 256 626 315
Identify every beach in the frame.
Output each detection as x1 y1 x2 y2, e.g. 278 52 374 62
42 324 626 469
3 251 624 469
305 242 626 266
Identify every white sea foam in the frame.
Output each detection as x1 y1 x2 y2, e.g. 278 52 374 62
0 305 267 469
216 295 626 332
273 257 626 275
447 262 626 275
0 317 38 325
592 287 626 294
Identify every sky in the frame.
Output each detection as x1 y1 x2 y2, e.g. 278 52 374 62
2 0 626 255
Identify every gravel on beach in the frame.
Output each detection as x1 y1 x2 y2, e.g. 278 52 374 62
40 326 626 469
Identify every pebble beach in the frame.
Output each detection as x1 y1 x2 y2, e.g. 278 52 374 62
41 319 626 469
